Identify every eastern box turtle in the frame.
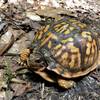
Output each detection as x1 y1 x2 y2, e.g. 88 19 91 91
20 17 100 89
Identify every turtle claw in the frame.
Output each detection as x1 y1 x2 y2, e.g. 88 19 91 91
17 58 27 67
17 58 21 65
20 62 27 66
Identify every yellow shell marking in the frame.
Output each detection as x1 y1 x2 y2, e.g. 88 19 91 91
69 19 78 23
54 22 66 29
54 44 62 50
61 38 73 44
88 41 96 64
61 52 68 60
81 32 92 41
67 43 79 53
51 34 58 40
69 49 81 68
43 25 50 33
61 52 69 66
55 25 65 32
60 24 69 33
55 23 67 33
91 45 95 54
84 57 88 64
93 39 96 46
48 41 52 48
71 48 79 53
40 32 53 47
69 19 86 29
86 48 91 55
38 31 44 39
54 23 62 28
88 36 92 41
69 26 74 31
34 31 39 40
54 45 66 57
78 23 86 29
86 42 91 55
92 39 97 55
91 40 96 54
64 29 70 34
38 25 50 39
55 49 62 57
81 31 91 35
85 39 97 64
60 22 66 25
89 54 94 64
69 55 76 68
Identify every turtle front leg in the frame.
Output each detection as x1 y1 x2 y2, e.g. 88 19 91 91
19 49 31 66
57 78 76 89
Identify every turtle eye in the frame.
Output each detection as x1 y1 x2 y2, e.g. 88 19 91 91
33 53 43 63
35 58 41 63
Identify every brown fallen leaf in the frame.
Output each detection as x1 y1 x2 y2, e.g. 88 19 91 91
0 30 14 56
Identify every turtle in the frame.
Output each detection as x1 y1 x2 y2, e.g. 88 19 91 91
19 17 100 89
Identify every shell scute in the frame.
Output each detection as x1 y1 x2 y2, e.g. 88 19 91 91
30 18 99 78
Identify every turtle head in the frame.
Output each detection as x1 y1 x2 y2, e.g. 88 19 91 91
19 46 46 71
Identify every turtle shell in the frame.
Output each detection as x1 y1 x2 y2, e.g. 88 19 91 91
31 17 99 78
